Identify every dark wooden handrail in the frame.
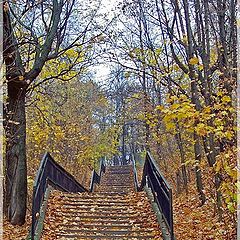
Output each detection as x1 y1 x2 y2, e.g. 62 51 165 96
89 157 106 192
140 152 174 240
31 152 88 239
131 154 139 191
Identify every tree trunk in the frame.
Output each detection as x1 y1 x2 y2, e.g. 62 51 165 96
182 0 206 205
5 86 27 225
122 123 127 165
176 170 182 194
3 4 27 225
194 133 206 205
175 129 188 194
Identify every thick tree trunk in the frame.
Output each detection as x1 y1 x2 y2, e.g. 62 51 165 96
3 4 27 225
5 86 27 225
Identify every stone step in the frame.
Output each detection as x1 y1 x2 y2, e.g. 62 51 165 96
58 210 137 217
96 190 133 193
99 185 132 188
97 185 133 190
58 229 154 235
57 234 156 239
61 208 134 214
105 170 132 173
99 182 132 186
60 213 140 220
94 191 130 195
83 223 134 228
101 175 132 178
104 172 132 175
62 205 132 211
103 171 132 177
106 165 133 169
100 181 132 184
96 190 132 194
63 202 129 208
59 225 154 232
100 179 132 183
63 193 127 199
97 185 133 188
99 181 132 184
62 200 130 206
100 180 132 183
99 182 133 186
59 223 133 229
57 218 137 224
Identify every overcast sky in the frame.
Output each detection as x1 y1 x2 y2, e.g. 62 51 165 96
91 0 120 83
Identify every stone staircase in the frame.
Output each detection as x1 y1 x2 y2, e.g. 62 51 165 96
95 165 134 193
42 165 162 239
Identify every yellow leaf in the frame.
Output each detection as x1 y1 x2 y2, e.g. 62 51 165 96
222 95 231 103
225 131 233 140
198 65 204 71
173 65 179 71
165 122 175 131
196 123 207 136
189 57 199 65
182 35 188 44
19 76 24 81
215 160 222 172
156 105 164 111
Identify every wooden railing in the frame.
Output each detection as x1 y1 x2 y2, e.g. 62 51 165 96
31 152 88 239
138 152 174 239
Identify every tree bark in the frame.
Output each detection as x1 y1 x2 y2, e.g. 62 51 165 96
182 0 206 205
193 133 206 205
5 86 27 225
3 2 27 225
175 127 188 194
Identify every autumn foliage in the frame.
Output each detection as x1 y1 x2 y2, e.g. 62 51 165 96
3 0 237 239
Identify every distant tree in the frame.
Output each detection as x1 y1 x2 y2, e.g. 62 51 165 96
103 0 237 220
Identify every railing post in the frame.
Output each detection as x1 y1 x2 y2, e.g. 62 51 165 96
132 153 139 191
139 154 148 190
169 188 174 240
89 170 95 192
31 186 36 239
89 157 106 192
